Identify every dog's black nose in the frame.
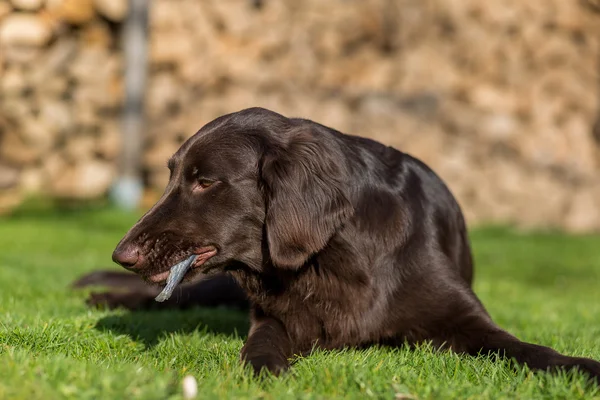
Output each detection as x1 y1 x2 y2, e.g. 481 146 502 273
112 244 140 269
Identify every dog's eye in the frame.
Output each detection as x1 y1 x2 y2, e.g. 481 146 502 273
197 179 215 189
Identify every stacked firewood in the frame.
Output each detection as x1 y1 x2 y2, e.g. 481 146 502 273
144 0 600 232
1 0 600 232
0 0 125 210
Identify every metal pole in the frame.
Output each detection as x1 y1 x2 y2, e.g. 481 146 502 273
110 0 149 210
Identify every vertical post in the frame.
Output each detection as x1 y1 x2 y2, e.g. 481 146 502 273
587 0 600 143
110 0 149 210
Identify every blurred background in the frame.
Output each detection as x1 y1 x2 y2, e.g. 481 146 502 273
1 0 599 232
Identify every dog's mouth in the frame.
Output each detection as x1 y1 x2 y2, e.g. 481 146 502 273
148 245 218 284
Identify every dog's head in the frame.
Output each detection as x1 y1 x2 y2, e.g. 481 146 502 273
112 108 354 284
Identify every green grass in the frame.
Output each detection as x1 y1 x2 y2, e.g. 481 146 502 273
1 207 599 399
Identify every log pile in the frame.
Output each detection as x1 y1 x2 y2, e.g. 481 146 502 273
144 0 600 232
1 0 600 232
0 0 124 210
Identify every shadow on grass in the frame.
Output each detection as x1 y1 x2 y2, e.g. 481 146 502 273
75 270 251 348
94 306 250 348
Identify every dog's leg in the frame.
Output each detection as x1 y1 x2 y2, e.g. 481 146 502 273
448 298 600 384
78 273 248 311
72 270 160 310
72 270 150 291
240 309 292 376
86 289 159 310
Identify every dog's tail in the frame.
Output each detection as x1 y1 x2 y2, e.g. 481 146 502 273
457 313 600 384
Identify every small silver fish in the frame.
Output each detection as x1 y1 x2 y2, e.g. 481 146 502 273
154 254 197 302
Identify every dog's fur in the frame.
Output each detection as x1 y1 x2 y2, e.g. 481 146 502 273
75 107 600 380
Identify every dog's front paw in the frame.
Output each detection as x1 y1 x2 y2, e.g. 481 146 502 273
240 348 290 376
246 354 290 376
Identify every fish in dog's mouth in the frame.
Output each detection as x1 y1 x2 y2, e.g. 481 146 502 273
150 246 217 302
149 245 218 283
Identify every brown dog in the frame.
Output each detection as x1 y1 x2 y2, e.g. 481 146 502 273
76 107 600 380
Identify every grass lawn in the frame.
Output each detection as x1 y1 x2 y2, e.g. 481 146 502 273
1 206 599 399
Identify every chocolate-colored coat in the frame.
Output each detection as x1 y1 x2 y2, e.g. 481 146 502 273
76 107 600 381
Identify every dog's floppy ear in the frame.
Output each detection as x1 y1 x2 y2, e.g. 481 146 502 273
261 126 354 269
